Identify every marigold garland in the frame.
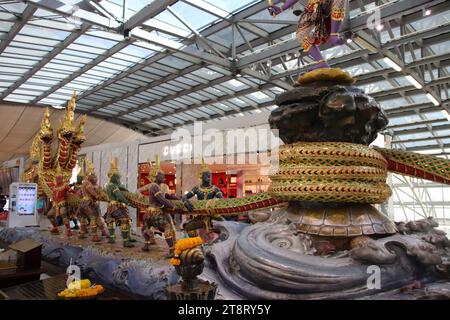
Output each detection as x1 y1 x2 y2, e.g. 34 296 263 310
57 284 104 299
170 236 203 266
170 258 181 266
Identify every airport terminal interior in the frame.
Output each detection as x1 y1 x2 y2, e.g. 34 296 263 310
0 0 449 301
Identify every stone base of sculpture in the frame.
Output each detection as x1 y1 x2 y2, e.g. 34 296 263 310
206 214 450 300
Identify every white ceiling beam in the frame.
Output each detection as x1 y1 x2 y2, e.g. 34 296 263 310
130 28 230 67
236 0 447 69
0 23 91 101
165 6 225 58
181 0 229 19
123 0 178 30
0 5 37 54
31 40 132 104
24 0 231 68
24 0 120 28
76 1 273 109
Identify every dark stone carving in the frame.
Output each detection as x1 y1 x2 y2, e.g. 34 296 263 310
206 218 450 299
269 85 388 145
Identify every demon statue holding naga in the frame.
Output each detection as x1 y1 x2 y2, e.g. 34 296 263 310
30 92 86 238
104 158 136 248
77 159 108 241
138 155 179 257
182 158 224 242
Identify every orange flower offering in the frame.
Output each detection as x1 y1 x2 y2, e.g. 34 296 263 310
170 258 181 266
170 237 203 266
174 237 203 256
57 280 105 299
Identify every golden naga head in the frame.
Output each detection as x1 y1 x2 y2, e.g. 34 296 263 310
40 108 54 141
30 135 41 161
59 91 77 138
73 114 87 144
108 157 120 178
67 90 77 112
148 154 164 180
30 108 54 160
35 108 54 146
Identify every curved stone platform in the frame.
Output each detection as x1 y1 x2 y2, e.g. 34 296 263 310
0 227 180 299
2 220 449 300
206 215 450 300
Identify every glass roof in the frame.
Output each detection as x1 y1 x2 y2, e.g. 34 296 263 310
0 0 449 153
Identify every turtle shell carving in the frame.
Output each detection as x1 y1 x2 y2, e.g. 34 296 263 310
287 203 397 237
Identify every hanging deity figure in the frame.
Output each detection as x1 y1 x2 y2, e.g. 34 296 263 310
104 158 135 248
44 165 72 238
77 159 108 241
138 155 180 257
268 0 348 70
182 158 224 242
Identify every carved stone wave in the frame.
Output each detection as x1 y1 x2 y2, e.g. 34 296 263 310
206 216 450 299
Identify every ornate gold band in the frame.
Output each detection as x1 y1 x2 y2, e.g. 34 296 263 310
271 166 387 181
109 200 126 207
55 201 67 207
270 142 391 203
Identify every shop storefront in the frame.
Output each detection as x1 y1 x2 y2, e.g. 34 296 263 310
79 122 279 229
135 161 272 225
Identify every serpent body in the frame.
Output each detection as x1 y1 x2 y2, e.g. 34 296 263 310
269 142 391 203
57 143 450 215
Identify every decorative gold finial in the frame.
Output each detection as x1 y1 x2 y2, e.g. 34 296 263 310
68 91 77 112
43 107 52 128
74 114 87 142
108 157 120 178
60 91 77 133
77 114 86 132
30 108 54 160
148 154 164 180
85 158 96 177
30 135 41 161
198 156 211 178
40 107 54 137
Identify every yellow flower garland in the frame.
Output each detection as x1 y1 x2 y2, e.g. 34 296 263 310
170 236 203 266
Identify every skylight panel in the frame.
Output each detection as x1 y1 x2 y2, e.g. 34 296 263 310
75 35 117 50
144 19 191 38
224 79 246 89
249 91 270 103
183 0 229 18
170 1 219 31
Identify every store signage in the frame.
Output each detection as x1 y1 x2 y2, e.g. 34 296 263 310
163 143 192 157
139 122 280 166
